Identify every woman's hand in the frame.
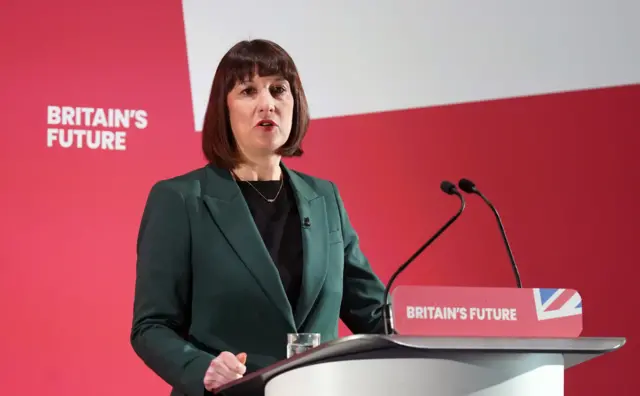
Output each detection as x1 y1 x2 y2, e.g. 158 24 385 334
203 351 247 391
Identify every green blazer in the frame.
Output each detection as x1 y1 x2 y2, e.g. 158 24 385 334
130 163 386 396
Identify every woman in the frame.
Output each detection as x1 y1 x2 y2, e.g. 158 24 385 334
130 39 386 396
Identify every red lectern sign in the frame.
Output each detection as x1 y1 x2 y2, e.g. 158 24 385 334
390 285 583 337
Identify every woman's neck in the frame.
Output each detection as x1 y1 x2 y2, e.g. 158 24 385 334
232 156 282 181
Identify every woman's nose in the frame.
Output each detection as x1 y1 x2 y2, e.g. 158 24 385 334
256 90 275 113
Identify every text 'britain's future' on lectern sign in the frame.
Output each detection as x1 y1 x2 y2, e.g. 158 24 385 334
390 285 583 337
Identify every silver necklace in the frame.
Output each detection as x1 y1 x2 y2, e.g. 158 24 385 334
231 171 284 203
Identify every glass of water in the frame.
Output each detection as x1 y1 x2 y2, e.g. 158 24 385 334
286 333 321 358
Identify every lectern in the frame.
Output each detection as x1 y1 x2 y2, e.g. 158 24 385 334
216 334 625 396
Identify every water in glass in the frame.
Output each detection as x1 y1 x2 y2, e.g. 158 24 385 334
286 333 320 358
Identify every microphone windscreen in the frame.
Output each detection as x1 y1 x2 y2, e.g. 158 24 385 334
440 180 457 195
458 178 476 194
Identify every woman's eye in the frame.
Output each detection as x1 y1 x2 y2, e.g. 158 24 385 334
271 86 286 95
241 87 256 95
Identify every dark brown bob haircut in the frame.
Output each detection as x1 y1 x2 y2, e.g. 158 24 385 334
201 39 310 169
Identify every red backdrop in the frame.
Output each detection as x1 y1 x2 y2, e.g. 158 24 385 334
1 1 638 395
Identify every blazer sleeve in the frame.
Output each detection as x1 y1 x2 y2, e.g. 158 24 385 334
130 181 213 396
331 182 386 334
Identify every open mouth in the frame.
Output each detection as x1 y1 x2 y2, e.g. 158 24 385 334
257 120 277 127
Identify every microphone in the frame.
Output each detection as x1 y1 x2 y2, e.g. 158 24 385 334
457 178 522 288
302 217 311 228
382 180 466 335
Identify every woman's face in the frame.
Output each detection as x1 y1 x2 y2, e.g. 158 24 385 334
227 74 294 160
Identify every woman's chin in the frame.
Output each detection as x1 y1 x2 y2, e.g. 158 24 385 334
253 139 286 153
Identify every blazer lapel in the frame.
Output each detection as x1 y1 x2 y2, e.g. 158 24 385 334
201 165 296 329
283 165 330 329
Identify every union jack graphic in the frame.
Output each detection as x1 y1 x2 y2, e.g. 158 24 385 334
533 288 583 321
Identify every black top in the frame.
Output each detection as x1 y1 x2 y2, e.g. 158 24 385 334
236 172 304 313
